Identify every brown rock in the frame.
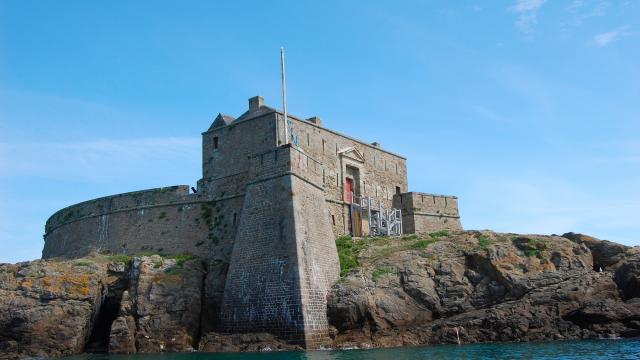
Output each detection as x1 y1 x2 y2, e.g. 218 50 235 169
0 259 109 359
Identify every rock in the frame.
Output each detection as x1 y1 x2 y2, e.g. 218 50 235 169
613 253 640 300
1 231 639 356
562 232 629 270
198 332 302 352
108 291 136 354
0 259 109 359
128 256 205 353
327 231 640 347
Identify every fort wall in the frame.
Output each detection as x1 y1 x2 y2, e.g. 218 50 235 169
219 145 339 347
42 186 241 260
393 192 463 234
276 113 408 234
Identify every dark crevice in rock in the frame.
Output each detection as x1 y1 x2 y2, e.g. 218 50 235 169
85 272 129 353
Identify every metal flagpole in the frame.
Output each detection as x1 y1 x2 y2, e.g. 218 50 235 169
281 47 289 145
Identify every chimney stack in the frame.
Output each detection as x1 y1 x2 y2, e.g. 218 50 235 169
249 96 264 112
307 116 322 127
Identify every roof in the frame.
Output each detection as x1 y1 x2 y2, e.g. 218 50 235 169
208 113 236 130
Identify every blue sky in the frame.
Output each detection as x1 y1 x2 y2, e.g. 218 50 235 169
1 0 638 263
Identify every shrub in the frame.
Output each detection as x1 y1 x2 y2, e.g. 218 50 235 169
477 235 492 250
513 237 548 258
106 254 132 265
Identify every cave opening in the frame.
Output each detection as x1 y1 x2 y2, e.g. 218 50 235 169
85 275 129 353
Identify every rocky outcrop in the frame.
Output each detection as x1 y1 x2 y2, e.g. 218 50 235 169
0 231 638 358
326 231 640 348
0 258 111 359
0 254 205 359
108 255 205 353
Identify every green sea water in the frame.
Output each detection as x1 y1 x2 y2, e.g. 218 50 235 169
65 339 640 360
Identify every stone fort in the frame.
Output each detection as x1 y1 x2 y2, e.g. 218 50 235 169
43 96 462 348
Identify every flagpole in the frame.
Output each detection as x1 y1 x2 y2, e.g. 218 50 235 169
281 47 289 145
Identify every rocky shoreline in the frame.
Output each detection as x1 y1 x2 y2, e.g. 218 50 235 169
1 231 639 358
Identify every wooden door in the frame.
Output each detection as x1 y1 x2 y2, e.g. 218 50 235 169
346 178 353 203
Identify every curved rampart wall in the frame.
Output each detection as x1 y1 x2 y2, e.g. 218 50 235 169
42 185 242 260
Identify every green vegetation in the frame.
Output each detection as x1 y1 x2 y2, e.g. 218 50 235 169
372 266 397 282
73 259 93 267
514 237 548 258
106 254 132 264
336 235 364 277
162 253 198 275
410 238 436 250
158 211 167 219
166 253 197 266
429 230 450 239
477 234 492 250
336 234 440 276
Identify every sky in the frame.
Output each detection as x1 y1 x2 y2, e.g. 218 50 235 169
0 0 638 263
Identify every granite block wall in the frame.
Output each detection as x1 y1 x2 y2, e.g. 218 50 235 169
42 186 241 260
218 146 338 348
393 192 463 234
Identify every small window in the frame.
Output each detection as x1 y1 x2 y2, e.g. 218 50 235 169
396 186 401 195
233 213 237 225
213 137 219 150
331 215 336 225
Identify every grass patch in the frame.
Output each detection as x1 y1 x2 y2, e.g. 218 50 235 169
164 253 197 266
410 238 436 250
403 234 419 240
74 259 93 267
477 234 492 250
336 235 364 277
429 230 450 239
105 254 132 265
372 266 396 282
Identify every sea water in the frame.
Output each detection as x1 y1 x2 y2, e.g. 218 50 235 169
66 339 640 360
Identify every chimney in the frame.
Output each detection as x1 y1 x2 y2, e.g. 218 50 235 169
307 116 322 127
371 142 380 148
249 96 264 112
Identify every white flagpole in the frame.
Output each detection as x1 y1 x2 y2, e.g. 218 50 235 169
281 47 289 145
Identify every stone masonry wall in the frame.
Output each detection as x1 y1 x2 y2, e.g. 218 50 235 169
393 192 463 234
219 145 339 348
275 113 408 235
42 186 241 260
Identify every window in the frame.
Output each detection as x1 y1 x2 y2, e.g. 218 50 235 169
332 215 336 225
213 137 219 150
396 186 401 195
233 213 237 225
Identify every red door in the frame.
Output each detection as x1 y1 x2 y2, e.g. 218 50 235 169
346 178 353 203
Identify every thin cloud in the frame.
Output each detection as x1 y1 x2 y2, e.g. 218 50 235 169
0 137 201 182
510 0 547 37
594 26 631 46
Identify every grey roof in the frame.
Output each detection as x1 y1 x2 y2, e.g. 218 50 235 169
209 113 236 130
234 105 276 122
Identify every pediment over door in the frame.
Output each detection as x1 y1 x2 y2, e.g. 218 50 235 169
338 147 365 163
